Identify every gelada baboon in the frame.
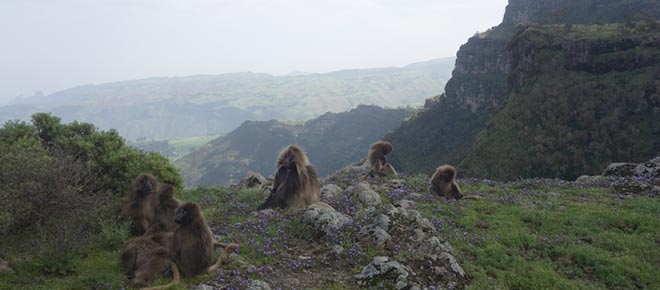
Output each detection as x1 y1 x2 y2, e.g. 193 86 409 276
429 165 463 200
365 141 398 178
121 232 180 290
145 184 181 235
122 173 159 235
172 203 239 277
257 145 321 210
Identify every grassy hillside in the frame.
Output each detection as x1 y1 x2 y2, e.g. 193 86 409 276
0 58 455 140
176 105 411 186
2 174 657 289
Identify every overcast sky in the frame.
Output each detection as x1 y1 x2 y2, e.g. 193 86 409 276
0 0 508 103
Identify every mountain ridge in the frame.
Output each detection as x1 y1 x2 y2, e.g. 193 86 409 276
1 58 454 140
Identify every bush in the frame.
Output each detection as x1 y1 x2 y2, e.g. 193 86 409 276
0 113 183 262
97 220 131 250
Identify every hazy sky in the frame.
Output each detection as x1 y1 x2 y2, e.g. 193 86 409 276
0 0 507 103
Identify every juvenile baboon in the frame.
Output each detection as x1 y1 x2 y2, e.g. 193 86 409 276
122 173 159 235
429 165 463 200
120 232 180 290
365 141 398 178
172 203 239 277
145 184 181 235
257 145 321 210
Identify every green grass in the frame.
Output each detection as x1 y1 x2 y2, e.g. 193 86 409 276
2 180 658 289
417 182 660 290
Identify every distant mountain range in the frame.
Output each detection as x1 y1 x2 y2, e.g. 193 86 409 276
176 105 411 187
0 58 454 140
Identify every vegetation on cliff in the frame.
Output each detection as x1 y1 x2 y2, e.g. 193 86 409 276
386 0 660 180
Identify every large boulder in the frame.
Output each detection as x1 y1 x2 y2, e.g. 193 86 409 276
247 280 272 290
355 256 416 289
602 163 637 177
634 157 660 180
344 182 382 210
302 202 352 234
233 171 271 191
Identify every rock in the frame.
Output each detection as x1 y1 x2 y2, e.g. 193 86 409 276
395 280 408 290
192 284 215 290
395 199 416 209
634 156 660 180
423 236 453 253
302 202 352 234
235 171 270 190
253 208 277 217
321 184 343 199
406 210 435 232
355 256 415 286
385 204 401 216
575 175 610 185
246 264 257 274
345 182 382 210
412 228 426 242
375 214 390 231
388 179 406 188
447 281 458 289
602 163 637 177
360 225 392 246
247 279 272 290
437 252 466 278
613 179 650 194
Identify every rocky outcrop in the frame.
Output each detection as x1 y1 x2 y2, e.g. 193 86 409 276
503 0 660 26
232 171 271 191
302 202 352 234
576 156 660 196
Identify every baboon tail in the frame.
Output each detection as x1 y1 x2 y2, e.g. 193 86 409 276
213 241 230 248
140 261 180 290
207 243 239 273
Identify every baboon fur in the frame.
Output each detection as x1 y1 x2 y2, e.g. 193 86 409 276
365 141 398 177
172 203 237 277
257 145 321 210
429 165 463 200
122 173 159 235
145 184 181 235
120 232 179 289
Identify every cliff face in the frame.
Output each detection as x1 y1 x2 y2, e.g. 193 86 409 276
386 0 660 179
444 36 511 111
503 0 660 25
461 24 660 180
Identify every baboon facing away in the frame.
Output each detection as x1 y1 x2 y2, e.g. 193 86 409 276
429 165 463 200
122 173 159 235
257 145 321 210
172 203 238 277
120 232 180 290
145 184 181 235
365 141 398 178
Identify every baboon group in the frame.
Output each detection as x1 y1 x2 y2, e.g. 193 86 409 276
120 141 463 288
120 174 238 289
